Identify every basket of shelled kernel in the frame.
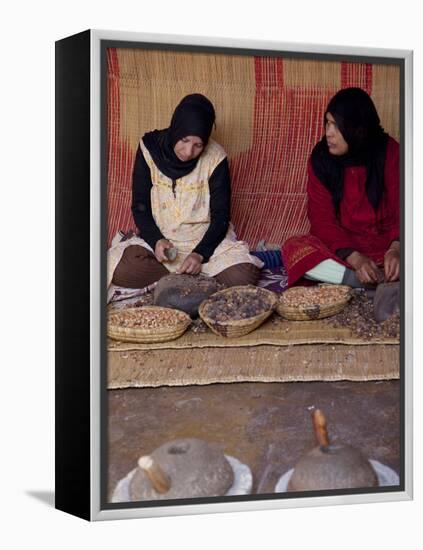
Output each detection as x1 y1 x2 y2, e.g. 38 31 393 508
108 306 191 343
198 285 277 338
277 284 352 321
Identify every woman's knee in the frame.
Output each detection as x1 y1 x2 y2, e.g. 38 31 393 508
112 245 168 288
214 263 261 287
120 245 153 261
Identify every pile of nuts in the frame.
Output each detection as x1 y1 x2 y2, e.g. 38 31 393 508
131 294 154 308
202 288 272 322
326 291 400 340
109 307 188 330
280 285 350 308
107 292 154 313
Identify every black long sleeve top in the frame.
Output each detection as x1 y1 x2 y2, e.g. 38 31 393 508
131 145 231 263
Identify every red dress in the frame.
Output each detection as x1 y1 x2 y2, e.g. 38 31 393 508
283 137 400 286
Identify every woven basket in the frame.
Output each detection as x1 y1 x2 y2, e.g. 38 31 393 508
198 285 277 338
108 306 191 343
277 284 352 321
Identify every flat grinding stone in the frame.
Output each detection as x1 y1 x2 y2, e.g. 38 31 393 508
153 274 220 317
112 455 252 502
287 444 378 491
129 438 234 500
374 282 400 322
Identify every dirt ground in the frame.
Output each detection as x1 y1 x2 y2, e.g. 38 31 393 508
107 379 401 501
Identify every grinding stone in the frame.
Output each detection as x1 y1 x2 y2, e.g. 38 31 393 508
153 274 220 317
164 247 178 261
287 444 378 491
275 460 398 493
374 282 400 323
112 455 252 502
129 438 234 500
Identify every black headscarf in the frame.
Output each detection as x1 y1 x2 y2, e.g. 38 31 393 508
142 93 216 180
310 87 389 216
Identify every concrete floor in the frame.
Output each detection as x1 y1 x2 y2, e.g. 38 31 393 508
107 380 400 500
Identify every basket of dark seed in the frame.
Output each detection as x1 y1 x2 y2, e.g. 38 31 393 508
277 284 352 321
198 285 277 337
108 306 191 343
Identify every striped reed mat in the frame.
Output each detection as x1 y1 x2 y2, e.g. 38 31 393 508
107 316 399 388
107 316 398 352
107 343 399 389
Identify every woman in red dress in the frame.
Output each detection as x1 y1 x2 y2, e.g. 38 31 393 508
282 87 400 291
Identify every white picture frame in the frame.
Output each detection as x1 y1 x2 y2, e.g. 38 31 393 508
55 29 413 521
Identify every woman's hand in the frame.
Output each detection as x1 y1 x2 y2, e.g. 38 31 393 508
346 251 383 285
177 252 203 275
154 239 173 262
384 242 400 282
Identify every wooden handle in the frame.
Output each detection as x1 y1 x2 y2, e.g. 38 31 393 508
312 409 330 448
138 455 171 494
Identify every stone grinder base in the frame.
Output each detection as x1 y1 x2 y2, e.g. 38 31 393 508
111 455 252 503
274 460 399 493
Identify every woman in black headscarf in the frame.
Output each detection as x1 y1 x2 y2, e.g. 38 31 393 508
282 87 400 291
109 94 263 289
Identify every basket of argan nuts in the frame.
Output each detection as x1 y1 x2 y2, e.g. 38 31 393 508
277 284 352 321
108 306 191 343
198 285 277 338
